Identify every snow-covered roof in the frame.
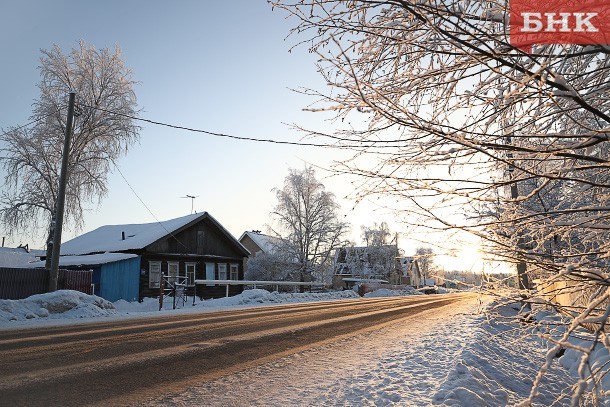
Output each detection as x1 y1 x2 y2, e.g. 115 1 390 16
60 212 249 257
239 231 282 254
30 253 138 267
0 247 42 268
61 212 229 256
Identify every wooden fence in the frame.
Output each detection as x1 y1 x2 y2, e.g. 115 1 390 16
0 268 93 300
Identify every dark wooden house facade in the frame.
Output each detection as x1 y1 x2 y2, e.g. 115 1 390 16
59 212 250 301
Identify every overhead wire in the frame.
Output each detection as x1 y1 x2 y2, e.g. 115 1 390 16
111 160 190 251
77 103 405 150
0 115 51 139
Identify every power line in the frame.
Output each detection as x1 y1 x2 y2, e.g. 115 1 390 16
112 160 190 251
78 103 403 149
0 116 49 139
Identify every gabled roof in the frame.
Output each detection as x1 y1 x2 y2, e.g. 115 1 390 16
61 212 250 257
238 231 282 254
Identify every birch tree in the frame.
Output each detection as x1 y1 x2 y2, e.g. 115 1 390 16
271 166 348 286
272 0 610 402
0 41 139 263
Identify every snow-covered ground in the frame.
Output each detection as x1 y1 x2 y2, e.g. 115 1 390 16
1 289 608 405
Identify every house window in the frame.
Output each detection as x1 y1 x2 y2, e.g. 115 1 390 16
197 231 204 248
218 263 227 280
149 261 161 289
230 264 239 280
168 261 179 283
186 262 196 286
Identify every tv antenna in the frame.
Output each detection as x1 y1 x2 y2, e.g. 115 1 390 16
181 195 199 214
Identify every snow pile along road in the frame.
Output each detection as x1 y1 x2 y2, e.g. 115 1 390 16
114 288 361 314
0 288 363 325
0 290 116 322
363 286 423 297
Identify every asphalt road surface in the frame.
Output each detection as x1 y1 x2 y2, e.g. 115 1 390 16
0 293 476 406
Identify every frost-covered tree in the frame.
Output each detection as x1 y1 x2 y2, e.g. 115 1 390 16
0 41 140 265
270 166 348 287
245 251 297 282
415 247 435 283
272 0 610 402
361 221 391 246
353 222 398 280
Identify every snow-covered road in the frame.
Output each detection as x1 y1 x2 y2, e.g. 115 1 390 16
145 296 574 407
1 289 606 406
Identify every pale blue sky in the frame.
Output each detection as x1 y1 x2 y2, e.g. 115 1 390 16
0 2 366 242
0 1 491 272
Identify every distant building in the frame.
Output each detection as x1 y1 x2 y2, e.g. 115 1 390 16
238 231 282 257
0 245 42 268
332 245 401 289
399 256 424 286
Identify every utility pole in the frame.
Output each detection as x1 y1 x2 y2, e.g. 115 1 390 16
48 92 76 292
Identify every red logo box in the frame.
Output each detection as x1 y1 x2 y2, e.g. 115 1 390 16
510 0 610 52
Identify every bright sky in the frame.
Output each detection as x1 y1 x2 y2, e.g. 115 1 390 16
0 1 505 273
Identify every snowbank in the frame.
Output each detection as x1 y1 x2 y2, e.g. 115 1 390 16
363 286 423 297
431 301 610 405
0 290 116 323
115 289 361 314
1 289 362 327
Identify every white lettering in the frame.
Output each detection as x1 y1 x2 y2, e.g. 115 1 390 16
574 12 599 32
520 12 600 33
545 13 572 32
522 13 543 32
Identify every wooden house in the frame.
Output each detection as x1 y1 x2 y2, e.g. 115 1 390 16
59 212 250 301
239 231 282 257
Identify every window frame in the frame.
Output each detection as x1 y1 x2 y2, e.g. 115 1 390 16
218 263 228 280
185 262 196 286
167 261 179 284
230 263 239 280
149 261 162 289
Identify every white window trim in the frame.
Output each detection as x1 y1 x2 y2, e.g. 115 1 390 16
218 263 228 280
168 261 179 283
186 262 196 286
230 263 239 280
149 261 162 289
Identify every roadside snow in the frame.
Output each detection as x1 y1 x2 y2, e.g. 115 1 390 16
0 289 360 327
0 290 115 322
363 286 423 297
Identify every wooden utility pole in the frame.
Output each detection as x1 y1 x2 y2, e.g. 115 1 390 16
48 92 76 292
